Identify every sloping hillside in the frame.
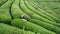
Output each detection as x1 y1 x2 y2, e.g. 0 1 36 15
0 0 60 34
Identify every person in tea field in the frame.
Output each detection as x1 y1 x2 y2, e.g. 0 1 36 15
21 13 27 20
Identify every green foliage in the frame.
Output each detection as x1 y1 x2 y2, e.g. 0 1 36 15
0 0 8 6
0 0 14 23
29 19 60 34
11 19 56 34
0 0 60 34
0 23 35 34
28 0 60 22
11 0 31 20
20 0 60 27
24 0 55 22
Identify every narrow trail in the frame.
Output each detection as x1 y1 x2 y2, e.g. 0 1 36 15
9 0 15 20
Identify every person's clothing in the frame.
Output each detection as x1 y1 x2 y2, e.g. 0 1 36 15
22 19 26 20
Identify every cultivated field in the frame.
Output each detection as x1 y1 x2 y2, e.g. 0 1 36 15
0 0 60 34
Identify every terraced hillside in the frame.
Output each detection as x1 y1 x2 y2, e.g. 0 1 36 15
0 0 60 34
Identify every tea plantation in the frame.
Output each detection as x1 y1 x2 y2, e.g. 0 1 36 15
0 0 60 34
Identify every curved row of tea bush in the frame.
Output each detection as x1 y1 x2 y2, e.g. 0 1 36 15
0 0 60 34
11 19 56 34
0 0 8 6
0 23 35 34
